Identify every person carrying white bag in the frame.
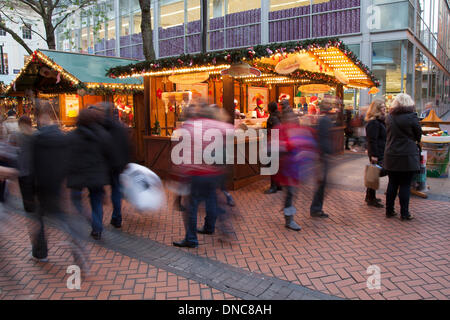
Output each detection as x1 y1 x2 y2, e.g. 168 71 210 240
120 163 166 213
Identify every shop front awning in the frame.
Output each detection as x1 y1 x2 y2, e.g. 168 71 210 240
106 37 379 89
7 50 144 96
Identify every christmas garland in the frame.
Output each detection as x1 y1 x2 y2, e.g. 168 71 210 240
106 37 380 87
251 61 341 85
76 83 143 96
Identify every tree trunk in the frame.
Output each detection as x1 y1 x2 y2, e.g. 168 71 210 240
0 24 33 54
139 0 155 60
44 15 56 50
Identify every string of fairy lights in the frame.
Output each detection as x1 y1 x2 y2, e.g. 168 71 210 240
5 50 144 96
109 45 376 89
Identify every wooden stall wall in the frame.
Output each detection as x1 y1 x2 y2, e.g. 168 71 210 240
59 94 104 126
131 93 146 164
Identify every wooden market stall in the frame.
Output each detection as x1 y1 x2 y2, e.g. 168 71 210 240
107 37 379 190
5 49 146 163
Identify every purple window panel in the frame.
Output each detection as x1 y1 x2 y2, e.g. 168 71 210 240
120 35 130 47
269 11 273 20
348 10 353 33
355 8 360 33
326 13 331 36
293 17 298 40
269 21 273 42
331 12 336 35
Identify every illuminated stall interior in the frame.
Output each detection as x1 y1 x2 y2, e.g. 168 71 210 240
107 37 378 188
6 50 143 128
6 49 146 162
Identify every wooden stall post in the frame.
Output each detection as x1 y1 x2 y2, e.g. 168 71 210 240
222 75 234 124
17 97 23 116
144 75 151 135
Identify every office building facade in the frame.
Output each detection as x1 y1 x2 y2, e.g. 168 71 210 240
55 0 449 114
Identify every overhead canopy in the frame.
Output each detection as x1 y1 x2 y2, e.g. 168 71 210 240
106 37 379 89
7 50 143 96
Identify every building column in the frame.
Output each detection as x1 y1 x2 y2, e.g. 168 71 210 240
359 0 372 107
153 0 160 59
261 0 269 45
115 0 120 57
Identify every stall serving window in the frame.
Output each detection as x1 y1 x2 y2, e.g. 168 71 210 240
114 95 135 127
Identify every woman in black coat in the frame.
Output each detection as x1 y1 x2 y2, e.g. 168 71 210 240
67 109 115 240
365 99 387 208
384 94 422 220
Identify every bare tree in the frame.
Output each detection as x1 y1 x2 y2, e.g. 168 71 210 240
138 0 155 60
0 0 98 53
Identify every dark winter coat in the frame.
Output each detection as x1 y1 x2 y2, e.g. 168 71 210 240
32 125 68 190
384 106 422 172
267 111 281 131
66 124 114 189
102 117 131 174
365 118 386 161
317 114 333 157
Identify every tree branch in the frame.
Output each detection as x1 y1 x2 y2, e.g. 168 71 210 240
0 8 47 42
0 23 33 54
18 0 43 16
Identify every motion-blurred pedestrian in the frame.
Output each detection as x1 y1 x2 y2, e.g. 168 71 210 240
29 107 67 262
275 100 318 231
67 108 115 240
264 101 282 194
309 98 334 218
17 115 35 213
90 103 131 229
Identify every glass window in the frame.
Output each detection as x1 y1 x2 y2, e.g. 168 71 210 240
227 0 260 14
121 16 130 36
132 12 142 34
160 0 184 30
270 0 310 12
370 1 410 31
347 44 361 59
1 53 8 75
0 16 6 36
22 23 32 39
372 41 403 104
81 27 88 52
107 20 116 40
187 0 201 22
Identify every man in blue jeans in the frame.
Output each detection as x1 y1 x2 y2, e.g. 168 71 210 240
172 103 232 248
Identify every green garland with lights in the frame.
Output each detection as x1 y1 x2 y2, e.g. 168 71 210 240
107 37 380 87
76 83 143 96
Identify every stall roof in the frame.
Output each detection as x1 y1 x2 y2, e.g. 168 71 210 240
7 50 143 96
39 50 142 85
106 37 379 89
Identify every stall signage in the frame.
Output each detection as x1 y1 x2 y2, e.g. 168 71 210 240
65 94 79 118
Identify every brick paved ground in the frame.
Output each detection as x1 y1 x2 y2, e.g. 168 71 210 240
0 153 449 300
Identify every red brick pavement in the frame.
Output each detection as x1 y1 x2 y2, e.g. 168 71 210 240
0 212 237 300
1 177 449 300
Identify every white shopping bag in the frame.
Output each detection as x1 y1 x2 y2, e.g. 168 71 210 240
120 163 166 212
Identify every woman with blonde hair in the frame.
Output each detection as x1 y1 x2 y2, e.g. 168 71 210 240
365 99 387 207
384 93 422 220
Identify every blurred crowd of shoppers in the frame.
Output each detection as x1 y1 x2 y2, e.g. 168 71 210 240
0 91 424 264
0 101 131 269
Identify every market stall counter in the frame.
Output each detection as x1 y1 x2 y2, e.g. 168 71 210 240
107 37 379 189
